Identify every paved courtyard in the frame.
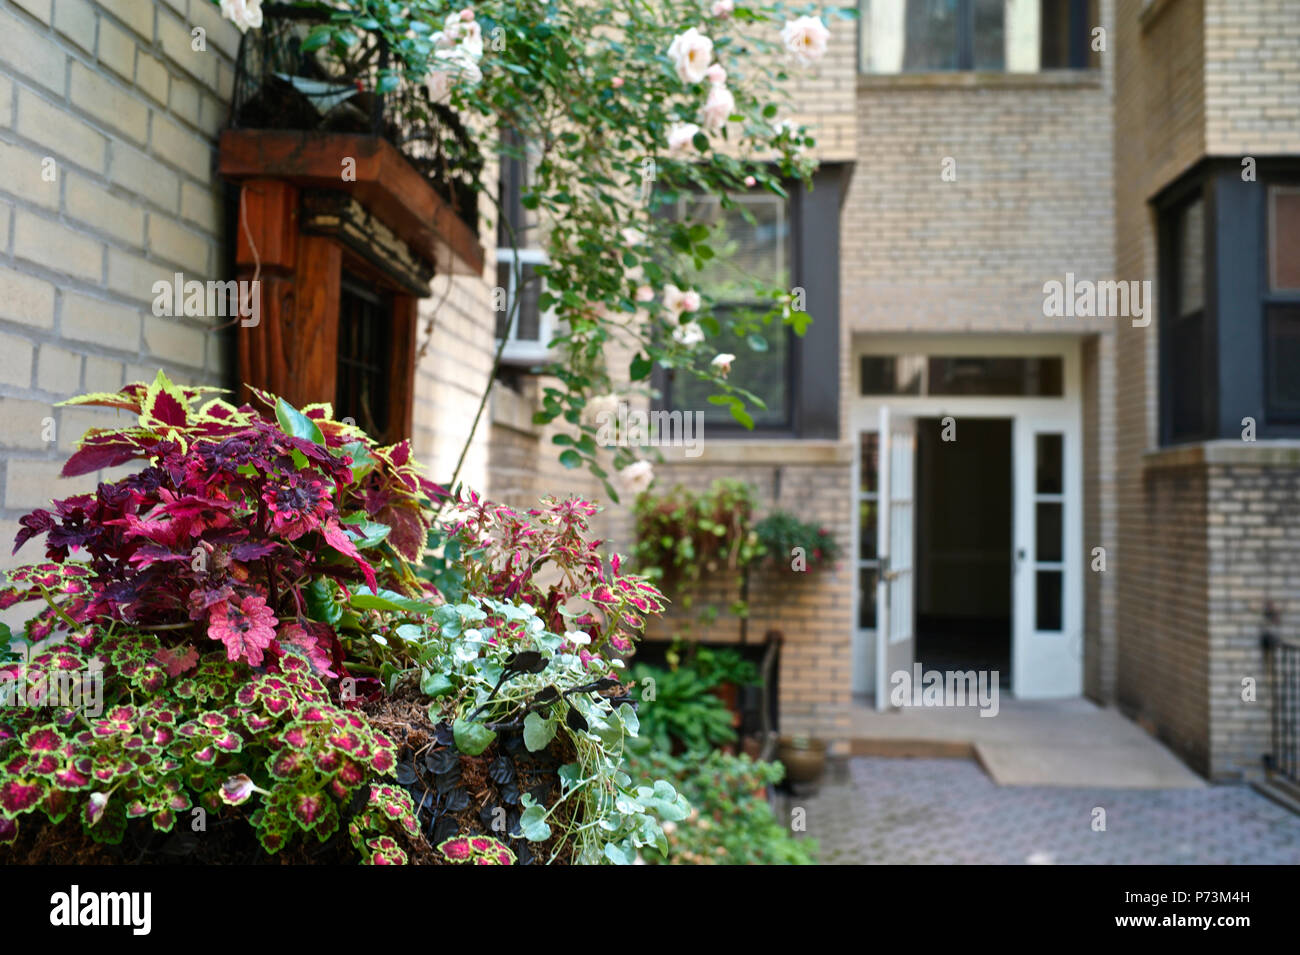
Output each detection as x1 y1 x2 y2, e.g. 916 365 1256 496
791 757 1300 865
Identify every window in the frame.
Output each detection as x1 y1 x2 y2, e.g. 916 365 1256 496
860 355 1064 396
337 277 394 440
1164 196 1207 441
1157 163 1300 443
662 192 793 428
496 133 554 367
858 0 1099 74
654 165 846 438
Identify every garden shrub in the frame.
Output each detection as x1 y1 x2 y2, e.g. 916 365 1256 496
627 748 815 865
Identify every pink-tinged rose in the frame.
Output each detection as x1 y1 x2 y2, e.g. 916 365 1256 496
744 175 757 187
712 0 735 17
781 16 831 64
460 7 475 20
219 0 263 33
667 28 714 84
667 122 702 154
706 63 727 86
663 284 701 316
612 76 624 88
701 83 735 132
711 352 736 377
635 284 655 303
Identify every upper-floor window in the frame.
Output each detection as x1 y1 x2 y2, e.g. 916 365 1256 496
662 192 794 429
1158 163 1300 444
495 132 554 367
858 0 1099 74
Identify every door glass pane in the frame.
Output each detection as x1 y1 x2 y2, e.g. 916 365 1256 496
859 499 878 560
1036 570 1062 631
1035 433 1063 493
858 567 878 629
1035 502 1062 562
859 432 879 492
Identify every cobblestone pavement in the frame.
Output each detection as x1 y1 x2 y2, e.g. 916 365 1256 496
787 757 1300 864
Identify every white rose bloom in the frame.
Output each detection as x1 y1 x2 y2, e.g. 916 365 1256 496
701 83 735 132
711 352 736 376
781 16 831 65
622 227 647 247
667 28 715 84
219 0 263 33
667 122 702 154
705 63 727 86
635 285 655 303
672 321 705 346
711 0 735 18
620 460 655 495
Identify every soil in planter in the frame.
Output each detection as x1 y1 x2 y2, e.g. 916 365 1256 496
361 686 579 866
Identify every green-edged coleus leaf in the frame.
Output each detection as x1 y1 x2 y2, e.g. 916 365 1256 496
452 719 496 756
0 776 44 817
288 790 332 832
438 835 473 863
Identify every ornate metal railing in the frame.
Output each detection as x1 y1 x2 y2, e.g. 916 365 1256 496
1263 632 1300 789
228 2 482 230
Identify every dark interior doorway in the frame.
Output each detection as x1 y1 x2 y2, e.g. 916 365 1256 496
914 417 1012 686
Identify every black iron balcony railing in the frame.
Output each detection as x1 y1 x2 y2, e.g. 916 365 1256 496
1263 632 1300 788
228 2 482 231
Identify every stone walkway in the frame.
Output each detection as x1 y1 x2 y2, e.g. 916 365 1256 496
789 757 1300 864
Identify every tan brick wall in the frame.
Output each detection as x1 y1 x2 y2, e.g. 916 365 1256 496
0 0 238 596
1204 0 1300 156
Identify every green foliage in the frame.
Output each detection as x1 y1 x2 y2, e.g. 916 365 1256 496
243 1 856 494
629 662 736 754
692 645 760 688
627 749 816 865
632 479 762 628
754 510 842 570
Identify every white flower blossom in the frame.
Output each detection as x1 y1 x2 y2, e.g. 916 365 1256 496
667 122 702 154
781 16 831 65
711 352 736 376
619 460 655 495
219 0 263 33
672 321 705 346
701 83 735 132
667 27 715 84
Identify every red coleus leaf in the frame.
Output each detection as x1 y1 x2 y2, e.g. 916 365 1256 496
21 727 62 753
321 520 378 592
0 817 18 844
155 644 199 677
207 593 278 667
60 433 144 478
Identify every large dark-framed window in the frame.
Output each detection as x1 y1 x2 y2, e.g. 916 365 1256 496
1157 159 1300 444
858 0 1099 74
654 164 846 439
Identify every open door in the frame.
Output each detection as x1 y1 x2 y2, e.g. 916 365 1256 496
875 406 916 710
1012 416 1083 697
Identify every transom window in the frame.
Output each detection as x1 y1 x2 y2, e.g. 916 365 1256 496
858 0 1099 74
860 355 1064 396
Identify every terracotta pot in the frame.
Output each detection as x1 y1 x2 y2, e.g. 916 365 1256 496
776 734 828 784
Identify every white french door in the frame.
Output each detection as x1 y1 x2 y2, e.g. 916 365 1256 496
874 407 916 710
1011 414 1083 697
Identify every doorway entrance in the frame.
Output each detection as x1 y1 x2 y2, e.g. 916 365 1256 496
851 335 1085 707
914 417 1012 686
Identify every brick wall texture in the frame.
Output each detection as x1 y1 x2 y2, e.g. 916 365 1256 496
0 0 240 602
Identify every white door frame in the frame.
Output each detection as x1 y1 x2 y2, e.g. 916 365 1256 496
850 335 1084 700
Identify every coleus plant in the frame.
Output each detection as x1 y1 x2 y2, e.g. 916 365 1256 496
2 371 440 671
0 629 411 856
